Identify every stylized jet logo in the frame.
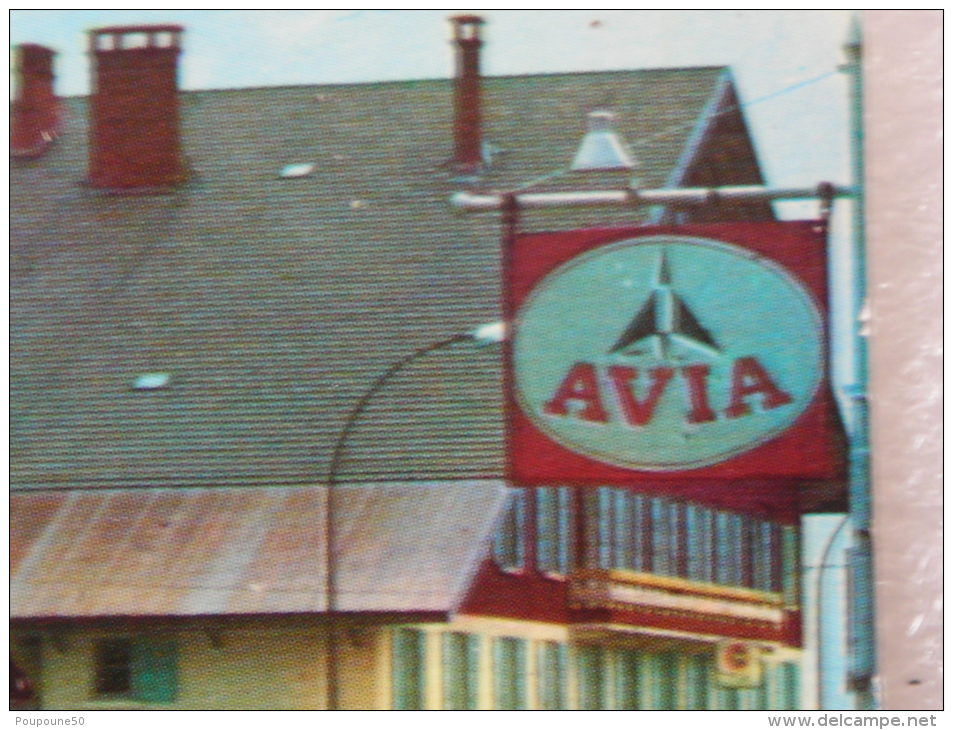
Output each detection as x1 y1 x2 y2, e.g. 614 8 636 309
609 250 720 360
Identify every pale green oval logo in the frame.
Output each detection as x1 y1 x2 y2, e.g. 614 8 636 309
513 236 823 470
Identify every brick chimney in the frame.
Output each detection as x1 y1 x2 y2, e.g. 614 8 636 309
88 25 186 190
450 15 485 173
10 44 61 158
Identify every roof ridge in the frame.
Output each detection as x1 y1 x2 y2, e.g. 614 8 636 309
57 64 730 100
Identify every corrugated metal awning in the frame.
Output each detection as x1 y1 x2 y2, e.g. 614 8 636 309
11 482 509 619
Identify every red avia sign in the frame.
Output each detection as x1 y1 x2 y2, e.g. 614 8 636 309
504 222 846 519
542 357 793 429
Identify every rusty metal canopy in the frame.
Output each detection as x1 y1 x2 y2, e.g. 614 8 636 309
11 482 509 619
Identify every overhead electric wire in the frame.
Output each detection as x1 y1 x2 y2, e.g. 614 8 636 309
511 69 841 192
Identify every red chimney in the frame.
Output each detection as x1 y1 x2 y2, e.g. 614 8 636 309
450 15 485 173
88 25 186 190
10 44 61 158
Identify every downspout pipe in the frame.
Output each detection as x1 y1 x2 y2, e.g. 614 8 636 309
841 13 876 709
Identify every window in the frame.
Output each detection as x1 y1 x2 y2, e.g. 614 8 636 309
590 488 659 572
537 487 572 575
95 640 131 696
93 638 178 703
493 638 526 709
494 491 526 571
581 492 793 591
537 642 568 710
576 646 607 710
392 629 426 710
442 633 478 710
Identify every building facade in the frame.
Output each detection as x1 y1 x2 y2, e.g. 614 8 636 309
11 17 844 710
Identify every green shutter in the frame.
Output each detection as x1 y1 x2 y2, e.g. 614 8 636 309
494 638 526 709
779 662 800 710
495 493 526 570
632 495 649 572
597 487 613 568
615 650 640 710
670 502 687 577
130 640 178 704
582 491 600 568
468 636 480 708
537 642 567 710
515 494 526 568
740 683 768 711
442 633 478 710
715 512 730 585
729 514 744 585
753 521 776 591
557 488 572 573
442 634 458 710
577 646 606 710
683 654 709 710
537 488 552 572
686 505 701 580
515 642 526 709
650 653 677 710
613 490 633 569
718 686 740 710
393 629 426 710
782 526 800 604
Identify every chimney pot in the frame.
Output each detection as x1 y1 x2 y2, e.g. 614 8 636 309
11 44 61 159
450 15 486 173
87 24 186 190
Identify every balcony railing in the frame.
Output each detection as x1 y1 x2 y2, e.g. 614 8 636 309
569 568 787 627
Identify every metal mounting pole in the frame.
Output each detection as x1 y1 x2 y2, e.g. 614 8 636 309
450 183 855 212
842 13 876 710
324 332 479 710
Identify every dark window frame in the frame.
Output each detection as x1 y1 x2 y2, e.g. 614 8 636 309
92 637 178 704
94 639 133 698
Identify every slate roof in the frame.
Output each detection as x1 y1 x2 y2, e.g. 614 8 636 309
11 481 508 617
11 66 768 491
